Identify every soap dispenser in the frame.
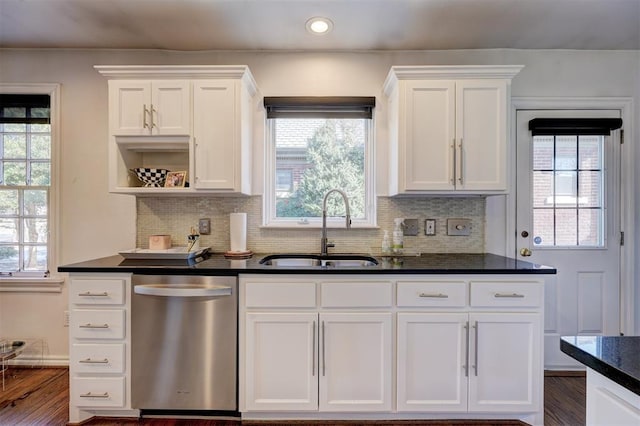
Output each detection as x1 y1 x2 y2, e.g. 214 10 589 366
392 218 404 254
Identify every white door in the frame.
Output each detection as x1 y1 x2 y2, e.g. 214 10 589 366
515 109 622 368
468 313 541 412
151 80 191 135
397 313 468 412
319 312 392 412
108 80 151 135
244 312 318 411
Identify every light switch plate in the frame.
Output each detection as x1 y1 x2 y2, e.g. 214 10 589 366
425 219 436 236
447 218 471 236
198 218 211 235
403 218 419 236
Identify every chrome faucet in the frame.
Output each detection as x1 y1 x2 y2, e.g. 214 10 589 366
320 189 351 256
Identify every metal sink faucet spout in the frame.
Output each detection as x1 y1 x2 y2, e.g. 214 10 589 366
321 189 351 256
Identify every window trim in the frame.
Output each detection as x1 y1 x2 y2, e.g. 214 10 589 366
0 84 60 279
263 114 377 229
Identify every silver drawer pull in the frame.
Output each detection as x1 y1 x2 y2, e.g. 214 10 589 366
79 291 108 297
419 292 449 298
494 293 525 298
79 358 109 364
79 323 110 329
80 392 110 398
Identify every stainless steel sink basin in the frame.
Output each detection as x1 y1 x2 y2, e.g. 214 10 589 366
259 254 378 268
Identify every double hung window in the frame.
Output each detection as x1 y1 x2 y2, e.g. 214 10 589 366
0 94 52 276
263 97 376 227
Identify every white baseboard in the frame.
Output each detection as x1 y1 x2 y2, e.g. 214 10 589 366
9 355 69 367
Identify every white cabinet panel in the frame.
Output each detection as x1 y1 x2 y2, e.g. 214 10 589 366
244 312 318 411
397 313 468 412
397 280 467 307
70 278 125 305
71 377 125 408
319 312 393 412
470 280 543 308
587 368 640 426
244 280 316 308
320 281 392 308
71 309 125 340
71 343 125 374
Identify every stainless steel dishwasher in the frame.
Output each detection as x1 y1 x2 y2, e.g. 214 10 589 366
131 274 237 414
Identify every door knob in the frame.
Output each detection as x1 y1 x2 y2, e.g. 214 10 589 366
519 248 532 257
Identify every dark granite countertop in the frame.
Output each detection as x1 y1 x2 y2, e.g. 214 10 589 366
561 335 640 396
58 252 556 275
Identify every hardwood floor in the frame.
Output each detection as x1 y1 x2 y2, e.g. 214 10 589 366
0 368 585 426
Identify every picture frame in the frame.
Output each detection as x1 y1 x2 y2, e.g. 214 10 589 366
164 171 187 188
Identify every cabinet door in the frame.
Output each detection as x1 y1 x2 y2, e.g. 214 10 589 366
151 80 191 135
109 81 151 135
192 80 238 190
468 312 541 412
401 80 456 191
397 313 468 412
244 312 318 411
455 80 507 191
319 312 392 412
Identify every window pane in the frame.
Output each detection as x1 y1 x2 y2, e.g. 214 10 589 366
579 171 602 207
30 108 49 119
30 162 50 185
555 136 577 170
578 136 602 169
23 218 47 243
532 136 554 170
3 123 26 132
3 161 27 185
0 218 18 243
554 171 577 201
0 245 19 271
30 123 51 133
533 171 553 207
23 245 47 271
533 209 554 246
23 190 48 216
30 134 51 158
274 118 366 219
3 107 26 118
0 190 19 215
556 208 578 246
3 134 27 158
579 209 603 246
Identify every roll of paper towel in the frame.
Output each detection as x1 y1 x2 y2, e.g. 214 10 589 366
230 212 247 252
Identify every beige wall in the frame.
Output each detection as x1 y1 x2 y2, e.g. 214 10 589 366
0 48 638 361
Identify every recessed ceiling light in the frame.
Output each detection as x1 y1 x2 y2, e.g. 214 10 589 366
306 17 333 35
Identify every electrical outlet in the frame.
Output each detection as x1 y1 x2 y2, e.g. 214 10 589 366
425 219 436 236
64 310 69 327
403 218 419 236
447 218 472 236
198 218 211 235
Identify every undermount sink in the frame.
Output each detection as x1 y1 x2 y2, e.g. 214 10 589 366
259 254 378 268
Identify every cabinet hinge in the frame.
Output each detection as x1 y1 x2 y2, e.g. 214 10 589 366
620 231 625 246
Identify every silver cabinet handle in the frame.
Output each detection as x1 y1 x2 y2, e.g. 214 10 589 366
451 139 456 184
473 321 478 376
79 323 110 329
79 358 109 364
494 293 525 298
143 104 150 129
458 138 464 184
321 320 326 377
312 320 316 376
150 104 156 129
418 292 449 298
80 392 109 398
464 321 469 377
78 291 108 297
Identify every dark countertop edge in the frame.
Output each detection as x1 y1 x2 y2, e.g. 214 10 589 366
560 337 640 396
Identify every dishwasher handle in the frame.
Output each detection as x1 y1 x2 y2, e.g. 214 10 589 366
134 284 232 298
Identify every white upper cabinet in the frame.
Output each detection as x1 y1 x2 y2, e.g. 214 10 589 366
109 80 191 136
383 65 523 195
96 65 258 195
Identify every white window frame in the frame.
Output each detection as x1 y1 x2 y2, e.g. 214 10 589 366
0 84 61 286
263 117 376 228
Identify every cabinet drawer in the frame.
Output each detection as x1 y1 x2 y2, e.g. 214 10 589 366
321 281 392 308
71 343 125 374
397 280 467 307
470 281 543 308
245 281 316 308
71 376 125 408
71 309 125 340
70 278 125 305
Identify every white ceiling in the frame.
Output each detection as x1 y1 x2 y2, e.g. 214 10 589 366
1 0 639 51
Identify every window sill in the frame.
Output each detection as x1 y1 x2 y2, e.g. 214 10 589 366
0 276 64 293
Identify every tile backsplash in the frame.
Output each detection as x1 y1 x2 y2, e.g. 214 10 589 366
137 195 485 254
